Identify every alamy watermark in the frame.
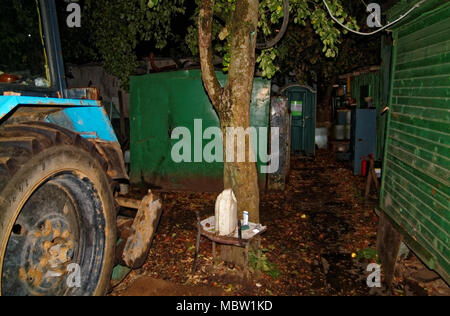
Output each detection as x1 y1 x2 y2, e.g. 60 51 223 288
44 263 81 289
366 263 382 288
366 3 382 28
66 263 81 288
66 1 81 28
170 119 280 174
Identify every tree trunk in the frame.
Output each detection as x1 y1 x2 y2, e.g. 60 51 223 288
199 0 260 223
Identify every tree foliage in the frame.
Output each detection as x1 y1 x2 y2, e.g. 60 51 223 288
84 0 186 88
59 0 372 90
276 1 381 89
186 0 359 79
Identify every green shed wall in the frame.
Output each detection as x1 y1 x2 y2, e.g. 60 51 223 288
129 70 271 192
380 0 450 283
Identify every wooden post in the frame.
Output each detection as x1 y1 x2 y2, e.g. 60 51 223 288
377 212 403 287
364 154 380 203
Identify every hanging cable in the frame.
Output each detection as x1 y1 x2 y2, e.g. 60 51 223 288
257 0 290 49
322 0 427 36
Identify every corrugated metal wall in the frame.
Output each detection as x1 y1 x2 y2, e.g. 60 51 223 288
380 1 450 282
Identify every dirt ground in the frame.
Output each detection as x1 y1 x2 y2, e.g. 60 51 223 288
110 150 449 296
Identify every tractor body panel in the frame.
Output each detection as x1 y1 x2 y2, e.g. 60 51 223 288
0 95 127 180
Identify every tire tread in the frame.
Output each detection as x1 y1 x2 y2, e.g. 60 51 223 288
0 122 108 195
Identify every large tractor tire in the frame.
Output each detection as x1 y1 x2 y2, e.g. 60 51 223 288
0 122 117 296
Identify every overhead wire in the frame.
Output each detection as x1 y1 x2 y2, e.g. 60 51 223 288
322 0 427 36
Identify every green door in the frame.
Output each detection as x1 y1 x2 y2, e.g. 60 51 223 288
291 95 306 152
282 85 316 156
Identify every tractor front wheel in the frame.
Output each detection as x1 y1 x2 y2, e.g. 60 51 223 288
0 122 116 296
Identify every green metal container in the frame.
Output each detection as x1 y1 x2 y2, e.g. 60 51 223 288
281 85 316 156
379 0 450 283
129 70 271 192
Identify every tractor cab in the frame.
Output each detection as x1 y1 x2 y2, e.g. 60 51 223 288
0 0 66 97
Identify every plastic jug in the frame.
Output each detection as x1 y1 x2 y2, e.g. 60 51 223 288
215 189 238 236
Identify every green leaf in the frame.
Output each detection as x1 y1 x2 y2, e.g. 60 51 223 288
148 0 159 8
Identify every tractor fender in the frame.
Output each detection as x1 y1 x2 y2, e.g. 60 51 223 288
0 95 128 180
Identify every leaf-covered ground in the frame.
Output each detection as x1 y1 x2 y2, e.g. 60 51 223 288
111 150 449 296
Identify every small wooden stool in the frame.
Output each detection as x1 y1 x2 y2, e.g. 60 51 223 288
192 213 267 279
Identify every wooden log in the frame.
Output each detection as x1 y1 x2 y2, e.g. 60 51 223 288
121 191 163 269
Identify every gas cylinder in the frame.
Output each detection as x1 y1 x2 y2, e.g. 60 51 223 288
361 156 368 177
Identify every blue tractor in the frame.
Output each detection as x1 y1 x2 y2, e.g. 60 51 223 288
0 0 130 295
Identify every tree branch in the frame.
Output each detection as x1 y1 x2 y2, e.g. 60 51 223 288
199 0 222 109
